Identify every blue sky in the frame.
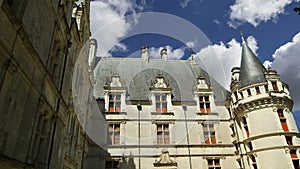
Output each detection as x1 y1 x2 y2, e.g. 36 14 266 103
90 0 300 128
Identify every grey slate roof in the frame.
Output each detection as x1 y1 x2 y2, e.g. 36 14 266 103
239 41 267 89
94 57 229 103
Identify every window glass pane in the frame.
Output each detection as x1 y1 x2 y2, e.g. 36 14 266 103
155 95 160 101
161 95 166 101
204 96 209 101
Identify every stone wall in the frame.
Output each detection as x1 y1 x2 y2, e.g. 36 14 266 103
0 0 90 168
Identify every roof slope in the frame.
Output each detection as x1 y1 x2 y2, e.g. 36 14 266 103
94 58 229 102
239 41 267 88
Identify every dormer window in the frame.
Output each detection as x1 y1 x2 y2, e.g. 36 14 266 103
104 74 126 114
109 93 121 113
150 73 173 114
199 95 211 113
155 94 168 113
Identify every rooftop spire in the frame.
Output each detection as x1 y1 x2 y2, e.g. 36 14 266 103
239 34 267 88
240 30 246 44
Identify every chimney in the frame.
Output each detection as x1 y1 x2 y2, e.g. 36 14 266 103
141 46 149 61
160 48 167 60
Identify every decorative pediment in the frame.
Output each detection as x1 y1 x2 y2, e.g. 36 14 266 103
196 76 209 89
154 149 177 168
104 73 126 90
151 73 169 89
110 75 122 87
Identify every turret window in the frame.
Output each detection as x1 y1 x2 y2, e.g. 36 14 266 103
286 136 293 145
203 124 216 144
247 89 251 96
199 95 211 113
250 155 257 169
277 109 289 132
272 81 278 91
242 117 249 137
264 85 269 92
109 94 121 113
155 94 168 113
290 149 300 169
255 87 260 94
290 149 297 159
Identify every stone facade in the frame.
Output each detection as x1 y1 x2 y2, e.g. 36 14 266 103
0 1 91 169
90 40 300 169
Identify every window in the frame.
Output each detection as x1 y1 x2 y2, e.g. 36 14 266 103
250 155 257 169
203 124 216 144
107 124 120 145
109 94 121 112
286 136 293 146
264 85 269 92
199 95 211 113
277 109 284 118
237 160 242 169
105 160 120 169
272 81 278 91
155 94 168 112
247 89 251 96
207 159 221 169
281 119 289 131
292 159 300 169
248 142 253 151
157 124 170 144
234 92 238 101
290 149 298 159
277 109 289 132
255 86 260 94
242 117 249 137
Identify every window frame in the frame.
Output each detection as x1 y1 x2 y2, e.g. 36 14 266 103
203 123 216 144
108 93 122 113
157 123 170 145
155 94 168 113
199 95 211 113
207 159 221 169
107 123 121 146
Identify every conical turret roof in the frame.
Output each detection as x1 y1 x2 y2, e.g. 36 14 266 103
239 36 267 88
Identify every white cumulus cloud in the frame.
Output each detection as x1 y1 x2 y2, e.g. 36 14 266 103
228 0 297 28
149 46 185 60
264 32 300 110
90 0 138 56
180 0 192 8
194 36 259 89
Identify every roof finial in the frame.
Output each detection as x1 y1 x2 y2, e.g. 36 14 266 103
240 30 246 44
189 46 196 55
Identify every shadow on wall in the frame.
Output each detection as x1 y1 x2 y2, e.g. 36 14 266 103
121 154 136 169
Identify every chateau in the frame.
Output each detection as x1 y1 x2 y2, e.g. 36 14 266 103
0 1 299 169
87 36 300 169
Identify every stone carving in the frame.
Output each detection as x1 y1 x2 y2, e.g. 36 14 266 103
154 149 177 167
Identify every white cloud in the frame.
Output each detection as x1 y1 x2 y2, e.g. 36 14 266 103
180 0 192 8
228 0 297 28
194 36 259 88
149 46 185 60
264 32 300 110
185 41 196 48
90 0 137 56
